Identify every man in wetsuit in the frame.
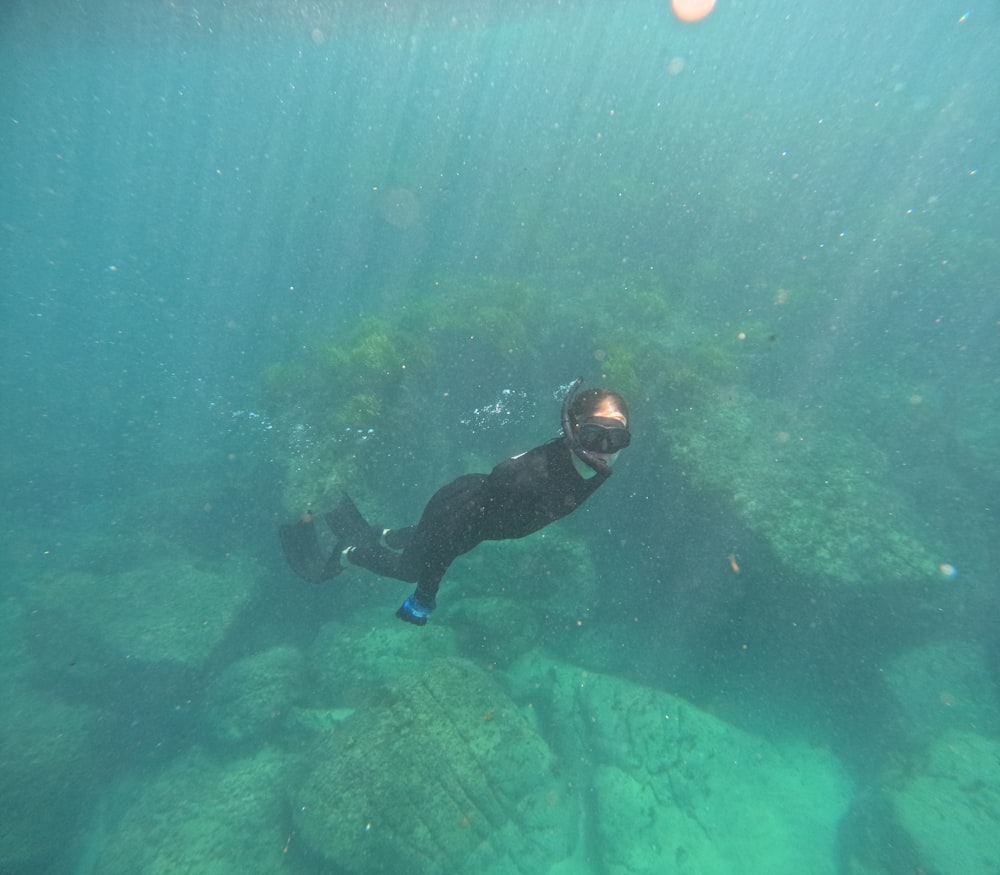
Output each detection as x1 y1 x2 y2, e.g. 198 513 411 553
278 379 630 625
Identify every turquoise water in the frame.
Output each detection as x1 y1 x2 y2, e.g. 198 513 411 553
2 1 997 873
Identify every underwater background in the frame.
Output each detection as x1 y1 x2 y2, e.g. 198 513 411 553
1 0 998 873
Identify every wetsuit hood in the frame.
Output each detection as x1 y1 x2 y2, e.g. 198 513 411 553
561 377 630 476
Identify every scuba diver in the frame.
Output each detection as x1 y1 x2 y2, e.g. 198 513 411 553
278 379 631 625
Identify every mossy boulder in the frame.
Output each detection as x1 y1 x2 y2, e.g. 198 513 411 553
0 683 99 874
883 639 1000 744
25 539 261 676
260 273 569 514
663 388 948 587
92 746 292 875
892 731 1000 875
842 731 1000 875
289 656 575 875
204 645 307 747
305 610 458 705
508 652 852 875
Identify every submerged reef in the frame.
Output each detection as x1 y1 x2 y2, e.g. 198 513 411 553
89 746 293 875
22 534 262 675
204 645 307 748
5 263 989 874
291 657 576 875
840 729 1000 875
286 614 851 875
509 652 852 875
0 680 99 874
5 504 991 875
663 388 946 587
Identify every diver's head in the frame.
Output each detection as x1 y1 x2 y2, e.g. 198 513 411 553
561 380 631 475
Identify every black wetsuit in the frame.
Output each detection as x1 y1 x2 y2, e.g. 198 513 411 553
348 437 609 602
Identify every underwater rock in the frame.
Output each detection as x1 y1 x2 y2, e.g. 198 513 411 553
508 652 851 875
443 534 600 666
892 730 1000 875
448 595 546 667
883 639 1000 744
289 656 576 875
844 730 1000 875
453 533 599 614
262 275 553 515
0 684 99 874
24 543 260 676
284 703 356 736
203 644 306 747
307 609 458 704
304 534 598 692
664 390 948 588
91 746 291 875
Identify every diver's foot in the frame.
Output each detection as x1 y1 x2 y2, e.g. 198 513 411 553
321 545 354 579
395 592 436 626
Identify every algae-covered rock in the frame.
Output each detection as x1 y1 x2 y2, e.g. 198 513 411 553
851 730 1000 875
0 602 98 873
665 389 948 587
443 532 601 666
93 746 292 875
892 731 1000 875
448 595 547 667
451 532 599 613
884 639 1000 744
307 610 458 704
25 544 260 673
204 645 307 746
304 532 597 690
0 684 99 874
261 274 563 515
289 656 575 875
509 652 851 875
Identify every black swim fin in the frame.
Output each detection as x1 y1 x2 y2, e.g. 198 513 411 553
278 518 342 583
324 494 379 545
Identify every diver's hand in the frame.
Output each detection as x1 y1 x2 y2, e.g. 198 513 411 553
396 592 436 626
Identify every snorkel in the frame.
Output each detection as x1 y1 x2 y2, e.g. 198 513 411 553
562 377 613 477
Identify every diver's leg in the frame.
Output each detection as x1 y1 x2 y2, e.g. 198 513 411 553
390 475 489 623
341 496 465 584
388 474 488 598
381 526 415 551
324 494 381 544
331 474 486 589
346 542 420 582
323 495 418 580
